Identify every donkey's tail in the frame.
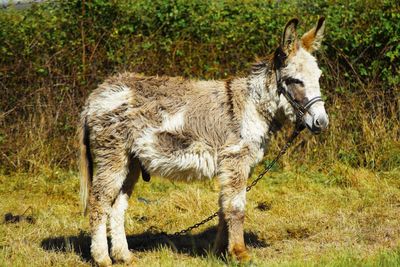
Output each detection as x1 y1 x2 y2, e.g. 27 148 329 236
79 116 93 216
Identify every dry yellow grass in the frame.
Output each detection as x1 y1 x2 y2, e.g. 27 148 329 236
0 3 398 266
0 164 399 266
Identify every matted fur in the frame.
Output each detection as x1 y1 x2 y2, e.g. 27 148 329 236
79 18 328 266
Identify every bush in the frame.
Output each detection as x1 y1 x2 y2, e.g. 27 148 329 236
0 0 398 173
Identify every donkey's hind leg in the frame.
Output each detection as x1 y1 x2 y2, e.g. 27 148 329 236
89 154 130 267
109 156 140 264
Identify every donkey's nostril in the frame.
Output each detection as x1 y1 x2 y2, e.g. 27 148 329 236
314 115 329 130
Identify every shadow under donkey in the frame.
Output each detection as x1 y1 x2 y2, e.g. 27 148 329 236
41 226 269 263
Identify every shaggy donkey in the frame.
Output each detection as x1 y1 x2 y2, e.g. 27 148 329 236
79 18 328 266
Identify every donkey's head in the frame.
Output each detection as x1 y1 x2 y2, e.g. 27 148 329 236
275 17 328 134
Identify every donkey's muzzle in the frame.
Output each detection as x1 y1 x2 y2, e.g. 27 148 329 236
309 114 329 134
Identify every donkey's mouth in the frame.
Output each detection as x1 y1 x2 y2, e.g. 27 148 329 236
306 123 322 135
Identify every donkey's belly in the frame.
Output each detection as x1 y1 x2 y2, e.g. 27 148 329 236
133 129 217 180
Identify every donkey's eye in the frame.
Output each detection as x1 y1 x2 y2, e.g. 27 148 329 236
284 77 304 87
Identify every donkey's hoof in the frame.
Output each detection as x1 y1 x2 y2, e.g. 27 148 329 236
113 251 136 266
95 256 112 267
213 242 228 256
230 244 251 263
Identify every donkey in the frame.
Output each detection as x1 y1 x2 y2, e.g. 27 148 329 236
79 17 328 266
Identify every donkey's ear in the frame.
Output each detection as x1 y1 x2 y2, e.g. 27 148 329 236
301 17 326 52
281 18 299 55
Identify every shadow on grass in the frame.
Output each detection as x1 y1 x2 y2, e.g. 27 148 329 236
40 227 268 262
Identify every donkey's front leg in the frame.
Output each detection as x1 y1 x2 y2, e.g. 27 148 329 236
215 154 251 262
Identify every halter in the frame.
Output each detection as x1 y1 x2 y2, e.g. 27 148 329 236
273 47 324 129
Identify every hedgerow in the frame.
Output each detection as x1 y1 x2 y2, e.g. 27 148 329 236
0 0 398 173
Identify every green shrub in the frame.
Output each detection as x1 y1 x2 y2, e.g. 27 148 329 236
0 0 398 173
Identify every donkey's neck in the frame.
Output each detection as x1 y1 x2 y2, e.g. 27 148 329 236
237 60 281 147
247 60 282 126
247 60 279 107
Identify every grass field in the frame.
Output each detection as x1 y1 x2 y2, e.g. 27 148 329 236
1 163 399 266
0 1 399 266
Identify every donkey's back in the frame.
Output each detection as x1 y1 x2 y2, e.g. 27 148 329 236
81 72 240 178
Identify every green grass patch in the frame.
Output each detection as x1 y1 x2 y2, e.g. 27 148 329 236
0 166 399 266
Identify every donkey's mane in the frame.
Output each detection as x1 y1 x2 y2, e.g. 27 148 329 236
250 54 274 76
251 60 268 76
